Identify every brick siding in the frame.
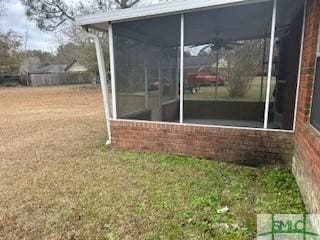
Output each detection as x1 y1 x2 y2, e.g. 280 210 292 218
293 0 320 214
111 120 293 166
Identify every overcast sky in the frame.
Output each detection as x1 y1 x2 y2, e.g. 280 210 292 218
0 1 60 52
0 0 170 52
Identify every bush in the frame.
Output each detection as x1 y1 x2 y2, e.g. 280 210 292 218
226 40 263 98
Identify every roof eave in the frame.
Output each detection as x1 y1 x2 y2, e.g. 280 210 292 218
75 0 271 29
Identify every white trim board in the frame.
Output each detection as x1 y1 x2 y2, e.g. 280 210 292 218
76 0 271 27
310 123 320 136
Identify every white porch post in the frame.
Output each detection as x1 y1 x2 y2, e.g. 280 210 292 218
263 0 277 129
293 0 307 131
108 23 117 119
179 13 185 123
87 32 111 144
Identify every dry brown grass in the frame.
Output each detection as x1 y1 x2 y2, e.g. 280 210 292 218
0 85 107 239
0 85 305 240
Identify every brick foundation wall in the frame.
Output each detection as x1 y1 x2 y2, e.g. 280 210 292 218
111 120 294 166
293 0 320 214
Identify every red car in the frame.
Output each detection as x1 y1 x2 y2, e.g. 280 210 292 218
149 80 200 94
194 74 226 86
149 79 170 92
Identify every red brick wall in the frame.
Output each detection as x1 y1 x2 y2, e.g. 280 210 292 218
111 120 293 166
293 0 320 214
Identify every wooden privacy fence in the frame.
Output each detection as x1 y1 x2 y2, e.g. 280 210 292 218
28 72 96 87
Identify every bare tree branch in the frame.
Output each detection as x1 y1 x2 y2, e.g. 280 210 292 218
21 0 144 31
127 0 140 7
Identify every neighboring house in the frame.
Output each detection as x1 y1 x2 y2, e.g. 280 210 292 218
32 60 88 74
31 64 68 74
65 60 88 73
184 55 213 74
184 55 228 74
76 0 320 228
28 60 93 86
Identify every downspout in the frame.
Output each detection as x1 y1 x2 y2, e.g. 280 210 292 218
86 30 112 146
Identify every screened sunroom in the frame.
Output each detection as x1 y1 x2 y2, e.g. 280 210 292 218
77 0 305 131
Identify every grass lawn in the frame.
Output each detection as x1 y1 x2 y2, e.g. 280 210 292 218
184 77 276 102
0 85 305 240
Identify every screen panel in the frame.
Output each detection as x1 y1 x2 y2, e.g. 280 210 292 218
113 15 180 122
183 1 273 128
111 0 305 130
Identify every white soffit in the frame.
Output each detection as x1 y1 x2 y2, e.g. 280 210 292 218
75 0 271 29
